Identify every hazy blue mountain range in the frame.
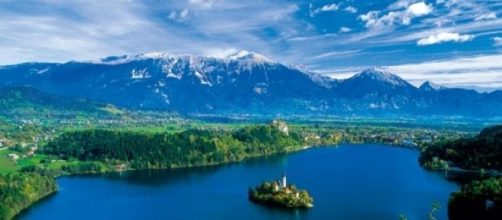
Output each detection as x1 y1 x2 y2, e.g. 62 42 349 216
0 51 501 118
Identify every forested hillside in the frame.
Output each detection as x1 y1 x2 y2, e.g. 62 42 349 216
448 178 502 220
420 125 502 170
0 173 57 220
42 125 303 169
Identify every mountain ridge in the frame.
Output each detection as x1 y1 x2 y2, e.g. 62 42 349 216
0 52 501 118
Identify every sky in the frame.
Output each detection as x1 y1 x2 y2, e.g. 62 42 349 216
0 0 501 91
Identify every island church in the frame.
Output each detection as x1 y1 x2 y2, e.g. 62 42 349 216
273 173 288 192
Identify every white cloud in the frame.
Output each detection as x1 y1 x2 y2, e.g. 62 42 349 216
311 3 339 15
474 12 497 21
168 9 189 21
358 11 381 28
359 2 432 28
0 1 170 64
389 0 420 10
179 9 189 19
326 54 502 90
203 48 238 58
188 0 217 8
0 0 305 65
375 18 502 45
386 54 502 90
312 50 361 60
494 37 502 46
406 2 432 17
0 0 500 84
275 4 299 20
435 0 460 8
433 0 497 26
388 54 502 74
320 3 339 12
344 6 358 14
417 32 473 45
168 11 177 20
339 27 352 33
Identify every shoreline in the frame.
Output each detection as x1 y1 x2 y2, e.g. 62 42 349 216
12 143 454 219
13 144 315 219
15 188 58 219
56 144 314 176
444 167 502 177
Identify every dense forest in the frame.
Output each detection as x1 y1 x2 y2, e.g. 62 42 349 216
1 124 304 219
420 125 502 170
0 173 57 220
41 124 303 170
419 125 502 219
448 178 502 220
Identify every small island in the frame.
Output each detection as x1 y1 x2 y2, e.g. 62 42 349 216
249 173 314 209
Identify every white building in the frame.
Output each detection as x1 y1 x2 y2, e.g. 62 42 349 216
281 173 287 188
8 153 19 160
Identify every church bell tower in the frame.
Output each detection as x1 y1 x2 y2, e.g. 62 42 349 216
281 173 287 188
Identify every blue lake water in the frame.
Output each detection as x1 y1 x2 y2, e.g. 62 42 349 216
19 144 459 220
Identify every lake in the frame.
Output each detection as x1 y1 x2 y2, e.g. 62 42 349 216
19 144 459 220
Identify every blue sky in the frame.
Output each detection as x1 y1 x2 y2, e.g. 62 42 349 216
1 0 502 90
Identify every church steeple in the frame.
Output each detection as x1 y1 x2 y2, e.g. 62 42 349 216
281 172 287 188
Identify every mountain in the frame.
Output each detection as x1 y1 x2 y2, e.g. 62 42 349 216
337 68 416 98
0 86 121 117
419 81 447 92
0 51 501 118
0 51 332 114
333 68 421 113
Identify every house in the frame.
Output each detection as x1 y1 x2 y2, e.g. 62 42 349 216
8 153 19 160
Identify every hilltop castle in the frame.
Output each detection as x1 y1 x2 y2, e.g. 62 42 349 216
271 120 289 136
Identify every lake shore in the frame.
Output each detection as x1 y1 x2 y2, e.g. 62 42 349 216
19 144 458 220
14 143 449 219
14 144 314 219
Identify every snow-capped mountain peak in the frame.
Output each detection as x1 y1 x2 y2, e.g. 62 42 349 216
93 52 175 65
1 55 501 117
87 51 275 66
419 81 445 91
226 50 273 63
351 68 409 87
